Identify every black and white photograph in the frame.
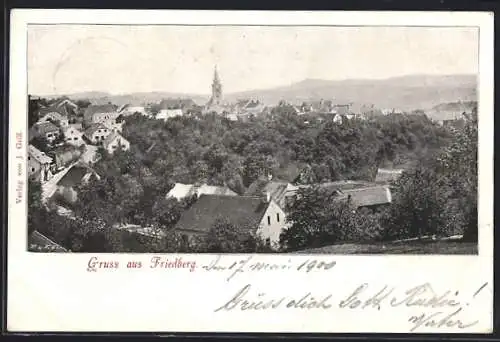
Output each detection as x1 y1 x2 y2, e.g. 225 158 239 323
8 10 494 334
26 24 479 254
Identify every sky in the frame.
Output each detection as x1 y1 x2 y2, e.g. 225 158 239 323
28 25 479 96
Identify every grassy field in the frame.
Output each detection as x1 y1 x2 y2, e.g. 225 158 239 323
296 239 477 255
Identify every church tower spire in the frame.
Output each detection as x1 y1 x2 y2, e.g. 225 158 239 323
211 65 223 106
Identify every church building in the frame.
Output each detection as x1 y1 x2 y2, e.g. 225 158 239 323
204 66 230 115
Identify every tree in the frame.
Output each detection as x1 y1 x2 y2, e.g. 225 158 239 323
204 217 244 253
202 217 261 253
382 165 447 240
27 179 43 235
436 109 478 241
151 197 184 228
280 186 359 251
75 99 91 110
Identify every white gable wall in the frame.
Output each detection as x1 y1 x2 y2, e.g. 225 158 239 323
257 200 287 244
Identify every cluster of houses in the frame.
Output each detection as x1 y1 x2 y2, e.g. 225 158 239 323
27 92 408 252
118 166 403 248
28 98 134 183
27 96 137 232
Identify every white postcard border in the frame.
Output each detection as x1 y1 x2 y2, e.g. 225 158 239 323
8 10 494 333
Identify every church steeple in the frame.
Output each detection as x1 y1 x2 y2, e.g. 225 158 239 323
211 65 223 106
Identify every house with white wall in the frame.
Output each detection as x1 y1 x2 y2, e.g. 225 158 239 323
102 132 130 154
175 194 287 246
83 104 119 126
83 123 111 145
28 144 53 182
157 108 183 121
62 126 85 146
37 111 69 128
31 122 61 143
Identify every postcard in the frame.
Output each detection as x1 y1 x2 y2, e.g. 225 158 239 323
7 9 494 333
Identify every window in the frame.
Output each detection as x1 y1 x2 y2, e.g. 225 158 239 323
276 213 280 222
31 168 35 172
98 130 101 133
28 156 30 161
47 133 52 138
101 136 105 140
267 216 271 225
112 145 116 149
74 137 78 140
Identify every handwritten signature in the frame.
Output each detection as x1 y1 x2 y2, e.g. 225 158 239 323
408 308 478 332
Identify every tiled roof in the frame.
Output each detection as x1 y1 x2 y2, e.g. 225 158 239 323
175 194 269 234
84 123 108 137
196 185 237 197
166 183 196 200
34 121 59 135
63 126 82 136
375 168 404 183
339 186 392 208
69 123 83 130
38 110 68 123
84 104 118 120
53 98 78 109
28 231 68 252
57 165 89 187
28 144 52 164
37 106 69 118
57 164 98 188
166 183 237 200
103 132 127 149
245 179 297 209
48 146 82 166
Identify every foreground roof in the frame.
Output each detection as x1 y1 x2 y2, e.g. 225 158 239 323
84 104 118 120
103 132 128 149
245 179 297 209
375 168 404 183
340 186 392 208
196 184 237 197
28 231 68 252
28 144 53 164
175 194 269 234
84 123 108 137
166 183 196 199
34 121 59 135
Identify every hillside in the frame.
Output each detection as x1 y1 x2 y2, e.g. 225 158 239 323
425 100 477 121
225 74 477 111
40 91 209 106
36 74 476 111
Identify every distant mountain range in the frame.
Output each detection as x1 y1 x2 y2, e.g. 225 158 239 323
36 74 477 114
